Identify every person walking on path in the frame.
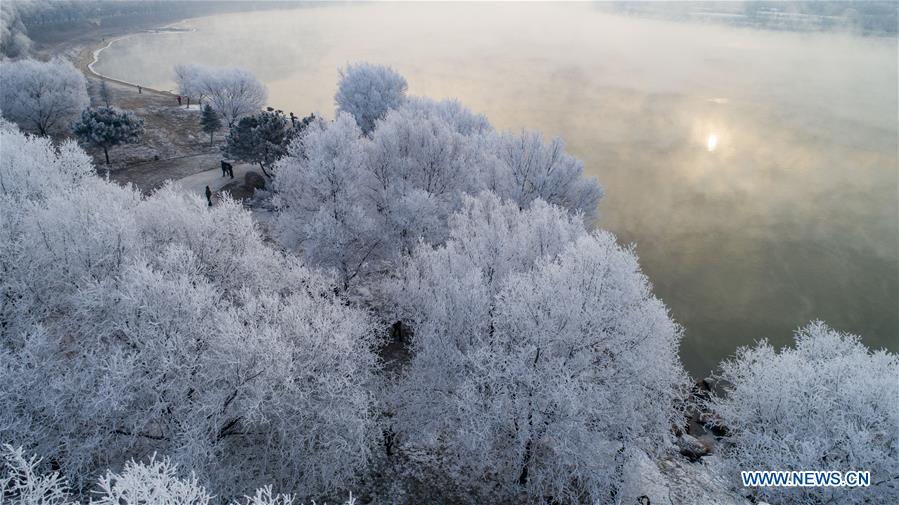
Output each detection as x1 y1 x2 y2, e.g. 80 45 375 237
205 185 212 206
221 160 229 177
138 85 142 94
177 95 182 106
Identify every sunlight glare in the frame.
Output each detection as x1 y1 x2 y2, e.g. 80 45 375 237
707 133 719 152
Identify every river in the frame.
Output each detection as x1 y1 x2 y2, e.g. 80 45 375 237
92 2 899 377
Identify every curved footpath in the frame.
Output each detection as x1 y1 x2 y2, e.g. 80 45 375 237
78 31 176 98
67 31 257 197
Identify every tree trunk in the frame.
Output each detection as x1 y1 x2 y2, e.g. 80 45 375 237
517 439 531 485
209 131 214 145
104 147 110 165
518 347 542 487
259 162 272 178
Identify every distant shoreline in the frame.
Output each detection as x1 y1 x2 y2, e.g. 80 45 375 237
86 25 197 94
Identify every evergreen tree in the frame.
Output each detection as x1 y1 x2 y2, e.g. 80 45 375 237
221 110 296 178
72 106 144 165
199 104 222 145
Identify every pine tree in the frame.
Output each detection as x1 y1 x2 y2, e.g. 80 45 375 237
221 110 296 177
199 104 222 145
72 106 144 165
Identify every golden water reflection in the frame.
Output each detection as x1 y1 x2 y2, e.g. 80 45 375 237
93 3 899 376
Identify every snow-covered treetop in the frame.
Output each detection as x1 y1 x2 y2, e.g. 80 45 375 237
175 64 267 127
0 117 94 202
0 121 378 500
335 63 408 135
0 57 88 136
387 192 688 503
276 67 602 293
1 445 362 505
706 321 899 505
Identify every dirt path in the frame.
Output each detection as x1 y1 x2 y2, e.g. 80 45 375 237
31 17 275 203
55 31 232 194
108 153 221 193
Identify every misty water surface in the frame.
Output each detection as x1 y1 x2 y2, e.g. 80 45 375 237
93 2 899 377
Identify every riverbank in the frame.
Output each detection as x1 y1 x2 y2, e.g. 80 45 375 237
31 15 254 195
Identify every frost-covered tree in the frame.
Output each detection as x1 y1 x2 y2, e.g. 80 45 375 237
274 104 490 292
488 131 603 223
1 445 363 505
388 193 688 503
199 104 222 145
91 456 213 505
0 58 88 136
0 117 93 201
276 80 602 293
400 96 492 136
705 321 899 505
0 445 75 505
175 64 266 127
0 122 379 500
363 105 488 256
288 111 317 130
98 79 112 108
335 63 408 134
71 106 144 164
222 110 296 177
0 3 32 59
274 113 382 291
174 63 209 104
202 67 266 127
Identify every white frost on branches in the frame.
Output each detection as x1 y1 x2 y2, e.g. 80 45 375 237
0 122 377 500
489 131 603 220
1 446 361 505
387 193 689 503
275 69 602 293
71 106 144 164
0 117 93 200
0 445 75 505
0 58 88 136
335 63 408 134
91 455 212 505
175 64 267 126
706 321 899 505
6 56 890 505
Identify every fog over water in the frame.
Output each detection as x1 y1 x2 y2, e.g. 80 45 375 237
93 2 898 376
